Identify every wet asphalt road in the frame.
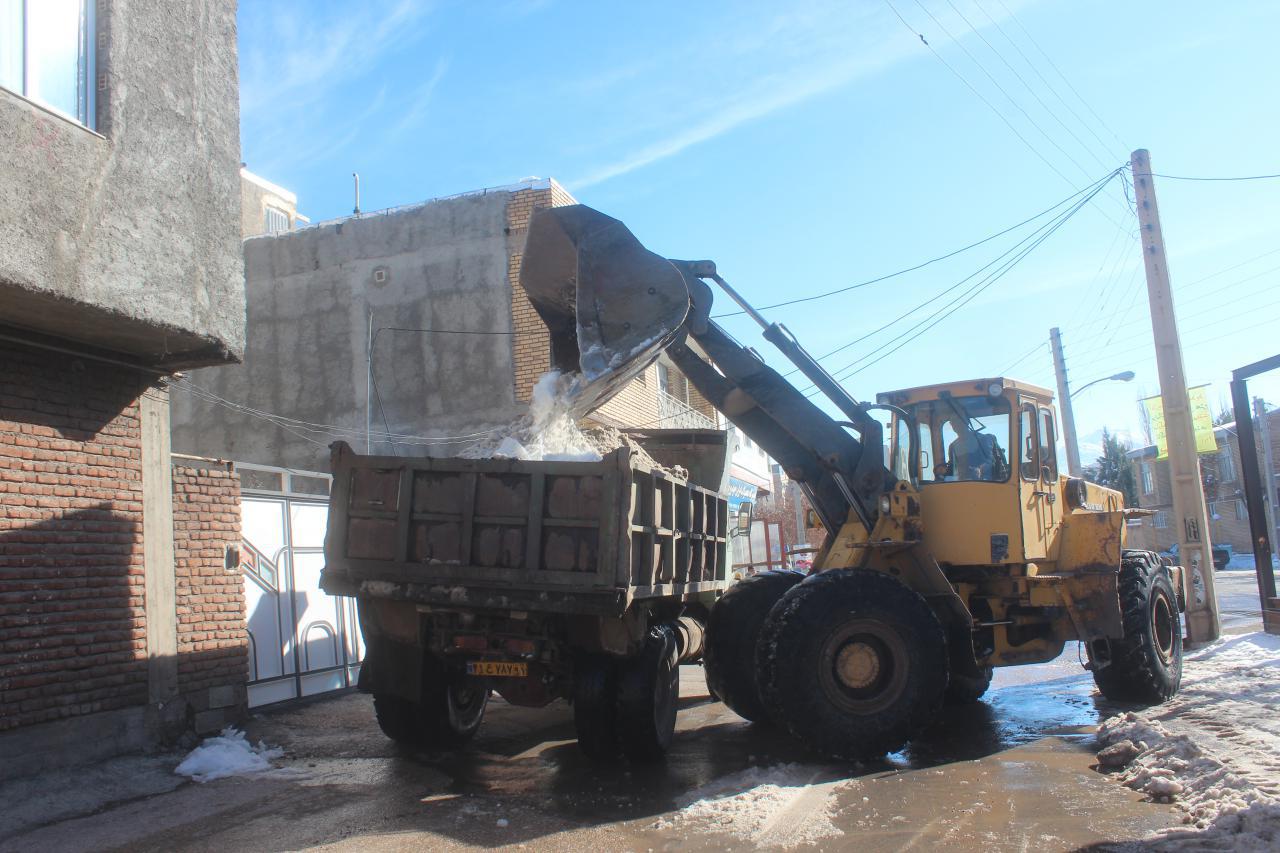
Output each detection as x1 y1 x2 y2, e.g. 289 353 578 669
7 661 1181 852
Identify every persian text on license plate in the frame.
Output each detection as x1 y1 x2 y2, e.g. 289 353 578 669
466 661 528 677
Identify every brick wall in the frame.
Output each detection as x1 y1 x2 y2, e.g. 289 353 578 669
506 185 562 402
0 341 151 732
172 463 247 732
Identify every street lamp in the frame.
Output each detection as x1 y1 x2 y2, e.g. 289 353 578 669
1071 370 1136 399
1064 370 1136 476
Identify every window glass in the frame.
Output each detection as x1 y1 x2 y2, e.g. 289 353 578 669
1141 462 1154 494
1019 405 1038 480
1039 409 1057 479
892 416 913 483
918 421 934 482
1219 450 1236 483
2 0 94 127
28 0 85 119
937 395 1011 482
0 1 21 92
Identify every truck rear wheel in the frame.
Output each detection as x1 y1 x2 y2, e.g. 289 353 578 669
573 656 621 760
704 570 804 722
616 625 680 762
1088 550 1183 704
372 666 488 748
758 569 948 760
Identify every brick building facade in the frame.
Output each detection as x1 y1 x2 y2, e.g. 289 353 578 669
0 346 247 777
1127 410 1280 554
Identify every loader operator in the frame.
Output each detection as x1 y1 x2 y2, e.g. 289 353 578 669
945 411 1001 481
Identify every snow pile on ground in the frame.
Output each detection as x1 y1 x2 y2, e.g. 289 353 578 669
1095 631 1280 848
653 763 850 848
174 727 284 783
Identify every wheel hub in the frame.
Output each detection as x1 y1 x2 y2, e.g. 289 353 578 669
1153 592 1176 665
835 641 882 690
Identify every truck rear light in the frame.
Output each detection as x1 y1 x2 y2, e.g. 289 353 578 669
503 638 537 656
452 634 489 652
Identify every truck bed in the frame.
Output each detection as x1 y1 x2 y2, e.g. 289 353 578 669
320 441 731 616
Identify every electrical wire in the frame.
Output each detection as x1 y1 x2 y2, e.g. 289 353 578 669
990 0 1129 152
171 378 506 446
1147 172 1280 182
711 167 1122 319
943 0 1113 172
972 0 1124 161
999 340 1049 375
802 173 1108 395
810 171 1116 384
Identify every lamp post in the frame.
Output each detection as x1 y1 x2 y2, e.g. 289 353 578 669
1064 370 1136 476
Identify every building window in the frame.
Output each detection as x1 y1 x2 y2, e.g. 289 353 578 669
657 363 670 395
1235 498 1248 521
264 206 291 234
0 0 96 129
1141 462 1154 495
1154 510 1169 529
1218 449 1236 483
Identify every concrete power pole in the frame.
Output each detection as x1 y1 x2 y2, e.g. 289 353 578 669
1255 397 1278 543
1050 327 1082 476
1131 149 1219 644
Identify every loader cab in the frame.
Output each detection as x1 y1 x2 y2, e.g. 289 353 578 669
877 378 1062 566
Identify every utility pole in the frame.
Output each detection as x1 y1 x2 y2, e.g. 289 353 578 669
1049 327 1082 476
1255 397 1278 543
1131 149 1219 644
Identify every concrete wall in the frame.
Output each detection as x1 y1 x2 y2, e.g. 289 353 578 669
0 0 244 368
172 190 529 472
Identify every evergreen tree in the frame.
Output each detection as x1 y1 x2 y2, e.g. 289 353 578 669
1083 428 1139 506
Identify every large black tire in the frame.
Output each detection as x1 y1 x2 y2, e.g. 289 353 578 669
372 662 488 748
945 666 993 705
704 570 804 722
617 625 681 762
758 569 949 761
1089 550 1183 704
573 655 621 760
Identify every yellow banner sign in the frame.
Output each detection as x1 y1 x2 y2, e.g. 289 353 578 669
1142 386 1217 460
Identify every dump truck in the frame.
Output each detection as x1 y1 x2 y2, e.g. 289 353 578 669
320 431 732 760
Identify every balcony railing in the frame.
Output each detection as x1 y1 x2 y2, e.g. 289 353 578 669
656 390 717 430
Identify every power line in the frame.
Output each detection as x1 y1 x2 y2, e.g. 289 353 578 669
172 378 506 446
941 0 1114 171
990 0 1129 152
971 0 1123 161
789 170 1119 377
808 174 1108 392
713 166 1121 319
882 0 1080 188
1147 171 1280 182
1000 339 1049 375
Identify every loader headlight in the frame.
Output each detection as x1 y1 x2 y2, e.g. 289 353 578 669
879 495 892 514
987 382 1003 397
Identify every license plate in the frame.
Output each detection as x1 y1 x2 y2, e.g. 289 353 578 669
466 661 528 677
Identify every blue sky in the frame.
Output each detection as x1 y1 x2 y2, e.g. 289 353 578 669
238 0 1280 462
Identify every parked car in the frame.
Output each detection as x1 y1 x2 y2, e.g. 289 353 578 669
1163 542 1232 571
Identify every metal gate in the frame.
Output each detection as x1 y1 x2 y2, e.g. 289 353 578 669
238 464 364 708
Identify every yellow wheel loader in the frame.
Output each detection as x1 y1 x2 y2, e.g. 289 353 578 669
519 204 1185 761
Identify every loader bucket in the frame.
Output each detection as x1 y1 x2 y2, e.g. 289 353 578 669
520 205 691 414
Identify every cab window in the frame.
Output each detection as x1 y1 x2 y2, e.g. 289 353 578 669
935 395 1011 483
1039 408 1058 479
1019 404 1038 481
